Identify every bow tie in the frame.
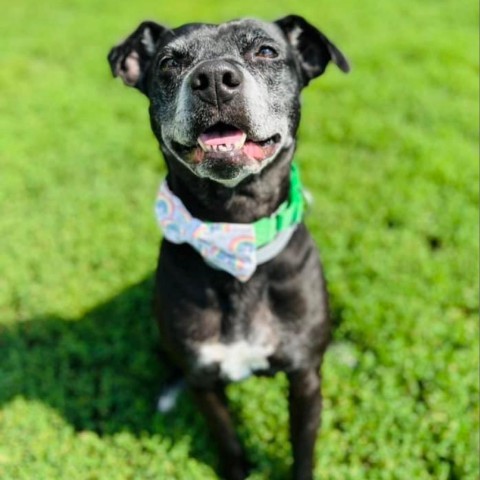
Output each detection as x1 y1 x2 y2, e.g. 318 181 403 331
154 164 305 282
155 182 257 281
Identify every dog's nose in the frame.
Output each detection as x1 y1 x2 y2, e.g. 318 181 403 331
190 60 243 106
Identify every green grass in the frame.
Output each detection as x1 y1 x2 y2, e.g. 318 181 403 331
0 0 478 479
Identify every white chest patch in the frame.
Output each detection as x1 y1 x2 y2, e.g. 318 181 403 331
198 341 275 382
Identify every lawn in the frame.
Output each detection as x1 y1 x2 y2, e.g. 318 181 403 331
0 0 478 479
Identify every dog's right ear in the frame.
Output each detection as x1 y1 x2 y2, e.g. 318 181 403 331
107 21 171 94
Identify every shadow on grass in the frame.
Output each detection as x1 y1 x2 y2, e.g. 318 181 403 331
0 274 292 478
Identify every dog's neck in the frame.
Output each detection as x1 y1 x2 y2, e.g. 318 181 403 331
162 145 295 223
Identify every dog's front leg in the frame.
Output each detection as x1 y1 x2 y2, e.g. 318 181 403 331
288 368 322 480
191 384 249 480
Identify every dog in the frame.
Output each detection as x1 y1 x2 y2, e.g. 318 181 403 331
108 15 349 480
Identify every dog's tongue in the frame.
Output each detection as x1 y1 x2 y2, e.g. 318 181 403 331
199 128 245 146
196 125 275 162
243 141 266 160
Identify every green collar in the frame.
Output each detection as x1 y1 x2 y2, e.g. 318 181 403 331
254 163 305 247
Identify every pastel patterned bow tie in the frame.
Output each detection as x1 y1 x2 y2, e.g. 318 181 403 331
154 164 305 282
155 181 257 281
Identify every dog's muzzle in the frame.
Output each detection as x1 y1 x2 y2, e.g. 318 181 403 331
164 60 284 183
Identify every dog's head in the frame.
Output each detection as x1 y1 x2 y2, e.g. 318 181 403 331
108 16 349 187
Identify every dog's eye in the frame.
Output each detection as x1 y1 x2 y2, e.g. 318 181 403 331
256 46 278 58
159 57 179 70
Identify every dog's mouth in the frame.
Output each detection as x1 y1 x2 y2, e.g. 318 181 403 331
172 123 281 165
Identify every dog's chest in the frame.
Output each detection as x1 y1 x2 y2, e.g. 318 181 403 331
193 306 279 382
198 340 274 381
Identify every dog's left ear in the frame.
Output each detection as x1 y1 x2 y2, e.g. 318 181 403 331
107 21 171 94
275 15 350 86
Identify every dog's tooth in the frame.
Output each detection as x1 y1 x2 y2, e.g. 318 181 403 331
198 140 243 153
233 133 247 150
198 138 208 152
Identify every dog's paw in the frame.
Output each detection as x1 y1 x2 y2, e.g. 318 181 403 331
220 458 252 480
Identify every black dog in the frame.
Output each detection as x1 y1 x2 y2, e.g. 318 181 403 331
108 15 349 480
